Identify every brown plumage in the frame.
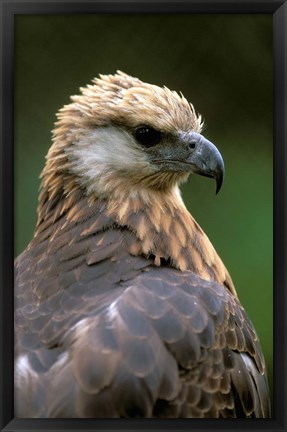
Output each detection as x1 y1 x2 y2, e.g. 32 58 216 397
14 71 270 418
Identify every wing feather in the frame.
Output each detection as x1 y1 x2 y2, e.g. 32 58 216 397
15 213 270 418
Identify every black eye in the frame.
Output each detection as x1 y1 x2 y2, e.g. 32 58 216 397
135 126 161 147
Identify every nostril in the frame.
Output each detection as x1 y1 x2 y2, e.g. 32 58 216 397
189 141 196 150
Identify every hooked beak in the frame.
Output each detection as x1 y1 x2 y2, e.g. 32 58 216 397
180 131 225 194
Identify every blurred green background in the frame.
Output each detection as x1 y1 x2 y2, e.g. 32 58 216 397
14 14 273 405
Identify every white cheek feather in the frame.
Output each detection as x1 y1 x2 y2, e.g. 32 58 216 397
65 126 153 196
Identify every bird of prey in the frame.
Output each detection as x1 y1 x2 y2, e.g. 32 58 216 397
14 71 270 418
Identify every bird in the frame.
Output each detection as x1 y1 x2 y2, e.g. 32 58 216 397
14 71 270 418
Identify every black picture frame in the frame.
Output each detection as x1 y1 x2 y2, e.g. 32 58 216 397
1 1 286 431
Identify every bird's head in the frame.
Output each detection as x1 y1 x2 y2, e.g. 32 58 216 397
45 71 224 201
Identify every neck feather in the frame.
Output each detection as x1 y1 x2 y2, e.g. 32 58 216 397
36 177 236 296
107 189 235 295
